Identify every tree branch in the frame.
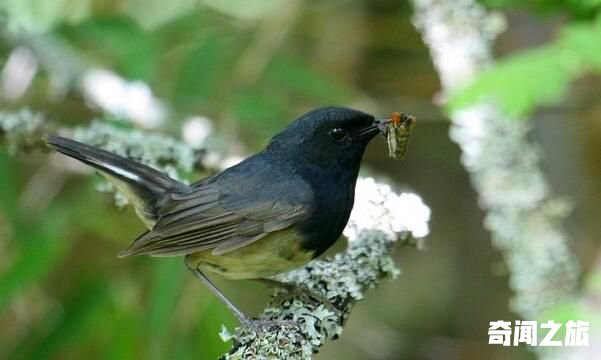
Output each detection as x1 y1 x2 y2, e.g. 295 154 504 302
220 228 410 360
410 0 580 357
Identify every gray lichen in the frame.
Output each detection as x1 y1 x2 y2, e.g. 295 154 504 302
450 106 579 320
411 0 581 354
70 121 203 181
0 109 48 154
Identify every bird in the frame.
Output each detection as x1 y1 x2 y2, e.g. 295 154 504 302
46 107 388 326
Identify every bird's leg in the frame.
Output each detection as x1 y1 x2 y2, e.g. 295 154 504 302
184 259 299 332
258 278 340 313
185 262 248 324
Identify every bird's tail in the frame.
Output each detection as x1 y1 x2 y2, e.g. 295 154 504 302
46 135 185 228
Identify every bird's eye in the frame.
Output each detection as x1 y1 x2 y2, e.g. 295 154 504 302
329 127 347 142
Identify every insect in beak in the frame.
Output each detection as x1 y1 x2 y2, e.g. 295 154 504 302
380 112 416 160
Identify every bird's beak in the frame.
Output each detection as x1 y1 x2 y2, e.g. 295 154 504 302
357 117 389 139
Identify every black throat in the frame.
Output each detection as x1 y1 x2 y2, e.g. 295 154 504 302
291 156 360 257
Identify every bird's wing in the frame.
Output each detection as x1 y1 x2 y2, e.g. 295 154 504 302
118 181 309 257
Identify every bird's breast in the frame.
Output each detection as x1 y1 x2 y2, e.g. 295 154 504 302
297 174 356 257
186 228 314 280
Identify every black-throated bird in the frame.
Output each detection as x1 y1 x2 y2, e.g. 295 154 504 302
46 107 388 325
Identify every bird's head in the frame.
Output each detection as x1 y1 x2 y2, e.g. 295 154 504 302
266 107 383 169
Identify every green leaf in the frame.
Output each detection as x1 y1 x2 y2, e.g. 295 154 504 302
447 16 601 118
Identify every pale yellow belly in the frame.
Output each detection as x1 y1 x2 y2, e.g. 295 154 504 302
185 229 314 280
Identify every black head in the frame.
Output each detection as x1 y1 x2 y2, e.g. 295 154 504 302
266 107 380 169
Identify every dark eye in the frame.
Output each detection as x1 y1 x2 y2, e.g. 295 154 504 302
329 127 347 141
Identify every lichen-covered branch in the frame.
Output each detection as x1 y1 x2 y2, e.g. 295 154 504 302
220 229 408 360
220 176 430 359
411 0 580 350
0 109 49 153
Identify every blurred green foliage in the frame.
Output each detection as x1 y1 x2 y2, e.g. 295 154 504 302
59 17 161 82
1 1 353 145
449 5 601 118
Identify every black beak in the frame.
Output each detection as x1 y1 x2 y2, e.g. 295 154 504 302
357 118 389 139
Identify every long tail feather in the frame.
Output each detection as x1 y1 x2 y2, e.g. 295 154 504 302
46 135 186 228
